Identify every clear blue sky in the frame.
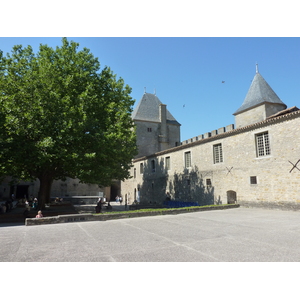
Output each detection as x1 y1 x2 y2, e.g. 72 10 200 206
1 37 300 142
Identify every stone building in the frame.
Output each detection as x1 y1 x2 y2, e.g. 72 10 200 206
0 176 115 204
131 92 181 158
121 67 300 209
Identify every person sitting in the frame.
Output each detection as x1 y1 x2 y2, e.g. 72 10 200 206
36 210 43 218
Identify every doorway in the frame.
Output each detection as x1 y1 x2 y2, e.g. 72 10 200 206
227 190 237 204
16 185 29 199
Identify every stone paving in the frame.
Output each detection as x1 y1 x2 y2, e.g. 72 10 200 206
1 207 300 262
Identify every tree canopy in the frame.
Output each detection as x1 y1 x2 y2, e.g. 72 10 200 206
0 38 137 208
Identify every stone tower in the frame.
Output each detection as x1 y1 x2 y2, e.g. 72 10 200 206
233 65 287 128
132 92 181 158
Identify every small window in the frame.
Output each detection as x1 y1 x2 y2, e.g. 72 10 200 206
185 151 191 168
165 156 170 170
140 163 144 174
134 168 136 178
147 127 152 132
213 143 223 164
206 179 212 186
250 176 257 184
151 159 156 172
256 132 270 157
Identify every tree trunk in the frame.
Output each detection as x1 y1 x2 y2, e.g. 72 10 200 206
37 172 53 209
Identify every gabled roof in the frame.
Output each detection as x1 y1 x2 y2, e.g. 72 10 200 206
132 92 180 125
233 70 287 115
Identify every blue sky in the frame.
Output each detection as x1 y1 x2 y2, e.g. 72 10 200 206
1 37 300 142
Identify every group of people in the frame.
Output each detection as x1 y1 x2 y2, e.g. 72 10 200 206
23 197 43 218
0 194 43 218
95 195 126 213
115 195 123 204
0 199 14 213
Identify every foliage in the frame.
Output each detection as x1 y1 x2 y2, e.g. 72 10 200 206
0 38 137 207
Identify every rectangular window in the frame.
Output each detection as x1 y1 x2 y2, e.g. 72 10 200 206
184 151 191 168
147 127 152 132
134 168 136 178
140 163 144 174
256 132 270 157
250 176 257 184
165 156 170 170
206 178 212 186
213 143 223 164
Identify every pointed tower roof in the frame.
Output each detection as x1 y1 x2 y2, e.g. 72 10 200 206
233 66 287 115
132 92 180 125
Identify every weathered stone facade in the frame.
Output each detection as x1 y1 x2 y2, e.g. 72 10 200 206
0 176 113 202
132 93 181 158
121 68 300 209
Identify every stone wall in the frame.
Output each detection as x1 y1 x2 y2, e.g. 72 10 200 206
121 111 300 209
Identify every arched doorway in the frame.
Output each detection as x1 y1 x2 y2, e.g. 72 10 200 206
227 190 237 204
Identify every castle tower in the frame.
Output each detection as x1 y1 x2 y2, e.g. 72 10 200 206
132 92 181 158
233 65 287 128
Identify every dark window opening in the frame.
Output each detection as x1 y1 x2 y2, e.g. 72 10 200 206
206 179 212 186
250 176 257 184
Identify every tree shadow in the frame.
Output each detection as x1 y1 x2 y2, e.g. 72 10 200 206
139 157 168 206
138 159 214 206
169 166 214 206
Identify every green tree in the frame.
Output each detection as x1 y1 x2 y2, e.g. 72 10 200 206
0 38 137 208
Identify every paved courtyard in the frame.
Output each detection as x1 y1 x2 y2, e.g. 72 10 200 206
1 207 300 262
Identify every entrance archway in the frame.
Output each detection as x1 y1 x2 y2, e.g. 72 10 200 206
227 190 237 204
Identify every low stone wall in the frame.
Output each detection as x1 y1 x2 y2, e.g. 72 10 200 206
239 200 300 211
25 204 240 226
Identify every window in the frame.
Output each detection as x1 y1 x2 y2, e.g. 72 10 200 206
151 159 156 172
213 143 223 164
134 168 136 178
165 156 170 170
140 163 144 174
184 151 191 168
250 176 257 184
147 127 152 132
256 132 270 157
206 178 212 186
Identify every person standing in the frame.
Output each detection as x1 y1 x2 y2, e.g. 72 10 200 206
119 196 123 205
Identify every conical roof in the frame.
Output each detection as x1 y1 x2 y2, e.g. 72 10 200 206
234 70 287 115
132 92 180 125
